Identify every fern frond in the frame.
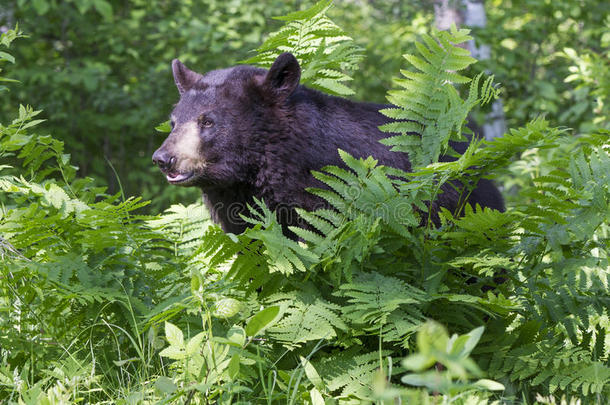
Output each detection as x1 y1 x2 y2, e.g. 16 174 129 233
265 291 346 349
242 198 318 275
148 202 212 256
317 350 397 400
307 150 418 237
380 26 498 167
490 338 610 397
336 272 428 337
243 0 362 96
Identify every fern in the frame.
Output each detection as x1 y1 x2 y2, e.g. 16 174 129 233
242 197 318 275
147 202 212 256
264 291 346 349
489 337 610 397
243 0 362 96
0 62 192 391
317 350 396 400
301 150 421 235
379 25 498 167
335 272 427 343
309 150 421 233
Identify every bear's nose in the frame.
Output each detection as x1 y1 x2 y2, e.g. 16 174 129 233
152 149 176 171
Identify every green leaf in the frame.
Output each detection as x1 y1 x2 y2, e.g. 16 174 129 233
402 353 436 372
459 326 484 358
228 353 240 380
20 119 46 130
227 325 247 347
186 332 205 355
0 51 15 64
213 298 243 319
400 372 439 388
447 325 486 361
245 306 280 337
474 379 505 391
158 346 185 360
310 387 325 405
155 376 177 394
301 356 325 391
93 0 113 21
155 120 171 133
164 321 184 347
417 322 448 353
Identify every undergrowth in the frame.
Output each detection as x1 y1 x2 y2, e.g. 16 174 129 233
1 1 608 403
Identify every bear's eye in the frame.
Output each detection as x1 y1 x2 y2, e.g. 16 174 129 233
170 120 175 129
199 117 214 128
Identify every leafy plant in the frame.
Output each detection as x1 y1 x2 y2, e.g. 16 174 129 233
379 25 497 167
243 0 363 96
400 321 504 396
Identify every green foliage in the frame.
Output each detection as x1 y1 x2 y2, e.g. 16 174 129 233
476 0 609 133
1 2 609 404
336 272 427 344
243 198 318 275
379 25 497 167
243 0 362 96
265 292 345 349
330 2 433 104
489 337 609 397
399 321 505 396
0 25 24 92
562 45 610 129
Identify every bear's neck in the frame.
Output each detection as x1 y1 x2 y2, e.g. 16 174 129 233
201 185 254 234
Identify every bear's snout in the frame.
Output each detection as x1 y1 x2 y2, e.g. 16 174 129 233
152 148 176 172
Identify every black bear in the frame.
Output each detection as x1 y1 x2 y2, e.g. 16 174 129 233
152 53 504 235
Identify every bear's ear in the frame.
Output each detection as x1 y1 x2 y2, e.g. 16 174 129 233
263 53 301 101
172 59 202 95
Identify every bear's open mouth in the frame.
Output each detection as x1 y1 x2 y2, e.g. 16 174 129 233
166 171 193 184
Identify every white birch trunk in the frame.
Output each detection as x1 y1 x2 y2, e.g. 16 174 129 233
462 0 506 140
433 0 462 30
0 8 14 34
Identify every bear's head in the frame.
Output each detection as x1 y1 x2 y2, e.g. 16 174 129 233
152 53 302 188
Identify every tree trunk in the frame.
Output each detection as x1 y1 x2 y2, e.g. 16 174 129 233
433 0 462 30
461 0 506 140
